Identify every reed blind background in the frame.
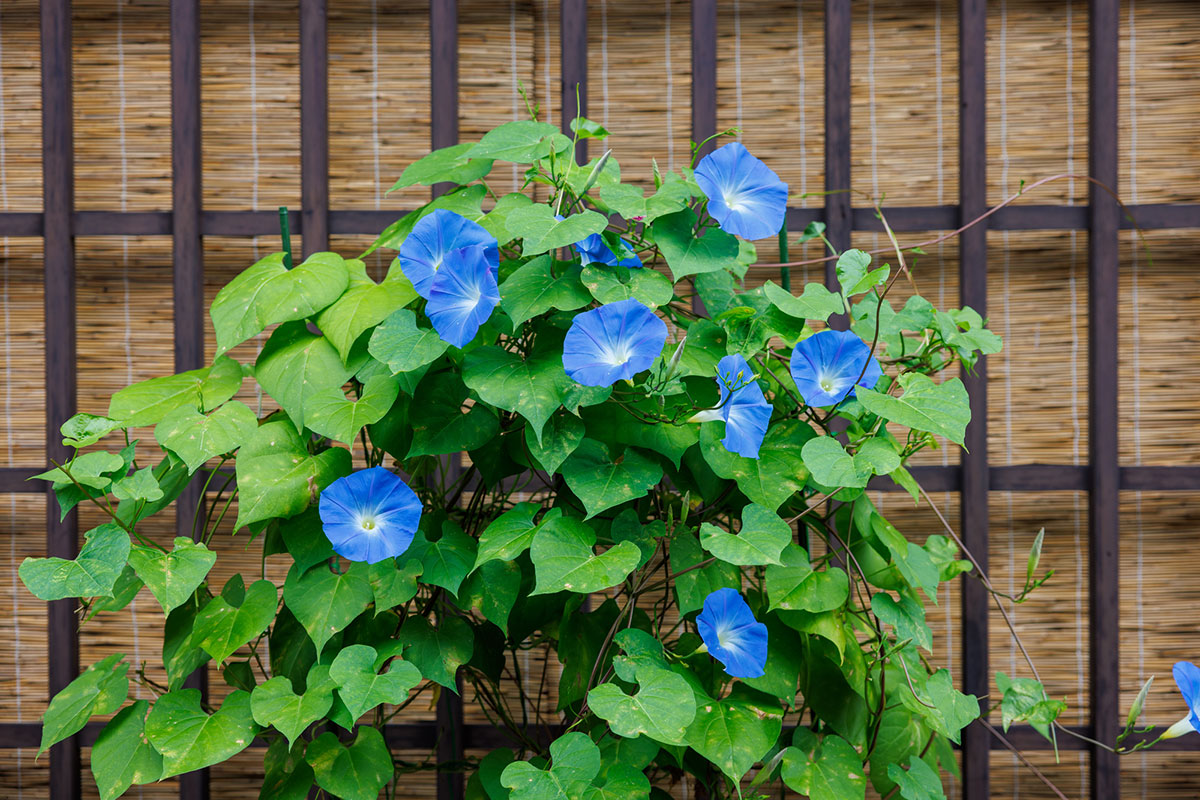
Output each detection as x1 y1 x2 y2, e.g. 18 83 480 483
1 1 1199 798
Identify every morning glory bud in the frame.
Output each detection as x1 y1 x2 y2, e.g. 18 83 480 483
696 587 768 679
788 329 883 407
1163 661 1200 739
398 209 499 298
318 467 423 564
693 142 788 241
691 354 773 459
425 245 501 349
562 298 668 387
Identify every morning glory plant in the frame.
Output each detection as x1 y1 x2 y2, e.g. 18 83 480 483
690 353 773 458
318 467 423 564
789 328 884 406
696 588 768 678
693 141 789 240
399 208 499 297
562 297 668 386
425 244 501 347
22 116 1113 800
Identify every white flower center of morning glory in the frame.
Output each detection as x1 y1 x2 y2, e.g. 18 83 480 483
715 622 743 653
602 341 634 367
723 191 747 213
358 512 381 533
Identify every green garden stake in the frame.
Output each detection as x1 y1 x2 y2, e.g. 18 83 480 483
279 206 294 269
778 222 791 291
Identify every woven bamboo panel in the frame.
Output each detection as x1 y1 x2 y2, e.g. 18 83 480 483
0 0 1198 797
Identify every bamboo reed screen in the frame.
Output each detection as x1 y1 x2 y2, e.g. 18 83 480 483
1 1 1199 798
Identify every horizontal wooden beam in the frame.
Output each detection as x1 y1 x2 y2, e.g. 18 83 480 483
1 203 1197 239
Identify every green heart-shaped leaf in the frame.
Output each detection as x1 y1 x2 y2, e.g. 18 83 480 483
19 523 130 600
529 515 640 596
194 578 279 664
146 689 259 778
329 644 422 720
127 537 217 615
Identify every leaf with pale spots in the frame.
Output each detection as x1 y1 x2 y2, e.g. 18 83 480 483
155 400 258 474
529 515 641 596
145 689 259 778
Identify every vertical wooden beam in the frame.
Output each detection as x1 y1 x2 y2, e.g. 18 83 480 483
300 0 328 256
41 1 79 798
171 2 208 799
689 0 716 318
1088 0 1120 796
958 2 989 798
823 0 851 293
560 0 587 163
690 0 716 161
429 4 463 797
430 0 458 199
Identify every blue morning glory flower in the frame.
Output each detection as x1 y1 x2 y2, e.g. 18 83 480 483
318 467 423 564
399 209 499 298
575 232 642 268
562 298 668 387
425 245 500 348
691 354 773 458
789 329 883 407
1164 661 1200 739
693 142 788 241
696 587 768 679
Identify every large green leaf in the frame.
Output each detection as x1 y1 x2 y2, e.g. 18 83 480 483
599 180 694 224
871 592 933 650
473 503 546 569
559 440 662 519
765 544 849 613
34 450 124 491
389 142 494 190
282 562 373 655
888 756 947 800
314 261 418 362
19 523 130 601
127 537 217 615
508 205 609 256
651 209 740 281
455 558 522 633
900 669 979 744
400 614 474 689
234 420 351 530
835 249 888 297
465 120 569 163
501 732 602 800
194 578 278 664
406 372 500 458
255 322 357 432
408 520 477 596
780 729 867 800
580 263 674 308
304 374 400 445
699 503 791 566
500 255 593 326
525 411 585 474
463 345 571 444
367 308 450 375
479 192 536 245
763 280 844 322
587 663 696 745
250 664 336 747
685 694 782 781
529 515 641 596
91 700 164 800
368 557 422 615
307 727 394 800
700 420 814 510
802 435 871 489
211 251 350 357
671 531 741 616
39 653 129 756
145 689 258 778
856 374 970 446
154 400 258 474
329 644 422 719
108 357 241 428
